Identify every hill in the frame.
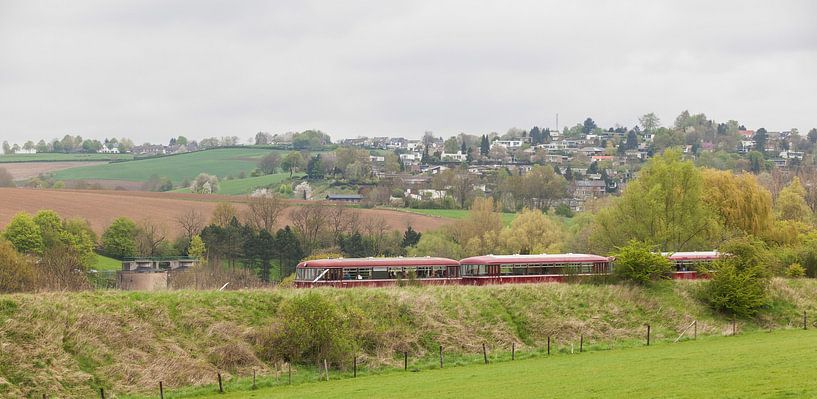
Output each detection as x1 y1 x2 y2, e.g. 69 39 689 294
50 148 297 185
0 153 133 163
0 188 451 235
1 279 815 398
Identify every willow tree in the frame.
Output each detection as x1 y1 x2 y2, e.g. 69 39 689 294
590 149 720 253
775 177 813 223
498 209 564 254
701 169 773 237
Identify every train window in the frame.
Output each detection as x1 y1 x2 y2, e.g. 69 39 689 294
500 264 513 275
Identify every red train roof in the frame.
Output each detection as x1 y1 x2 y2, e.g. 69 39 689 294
298 257 460 268
663 251 720 261
459 254 610 265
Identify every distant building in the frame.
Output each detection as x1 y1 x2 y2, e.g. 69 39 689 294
326 194 364 203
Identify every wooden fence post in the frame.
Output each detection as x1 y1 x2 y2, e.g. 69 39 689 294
547 336 551 355
404 352 408 370
100 388 105 399
217 373 223 393
159 381 164 399
580 335 584 353
353 355 357 378
804 311 808 330
439 345 444 368
483 343 488 364
512 342 515 360
324 359 329 381
694 320 697 339
646 324 651 346
252 369 256 389
288 363 292 385
732 316 736 336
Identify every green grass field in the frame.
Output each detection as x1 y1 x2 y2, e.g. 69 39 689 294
173 172 299 195
0 153 133 162
180 329 817 399
394 208 518 225
51 148 293 184
91 253 121 271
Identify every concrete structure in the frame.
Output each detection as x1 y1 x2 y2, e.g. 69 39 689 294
118 257 198 291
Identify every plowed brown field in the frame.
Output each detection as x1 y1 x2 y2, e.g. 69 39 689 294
0 188 451 236
0 161 105 180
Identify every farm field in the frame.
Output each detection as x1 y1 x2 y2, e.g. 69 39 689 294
0 161 106 180
51 148 296 184
190 329 817 399
174 172 299 195
392 208 518 225
0 153 133 162
0 188 452 235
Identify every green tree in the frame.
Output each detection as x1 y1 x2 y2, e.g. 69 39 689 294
188 234 206 260
747 151 765 174
590 150 719 252
583 117 597 134
443 137 459 153
275 226 303 278
701 169 773 237
306 154 324 179
401 226 422 248
807 128 817 145
775 177 813 223
101 217 138 259
638 112 661 133
340 232 368 258
753 128 768 154
2 212 44 255
703 237 771 317
480 135 490 156
281 151 304 177
408 231 463 259
613 241 673 284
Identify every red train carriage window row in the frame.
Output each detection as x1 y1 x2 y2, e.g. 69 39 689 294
297 265 459 281
460 262 611 277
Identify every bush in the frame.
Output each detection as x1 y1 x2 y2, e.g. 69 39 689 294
612 240 672 284
255 293 355 367
786 263 806 278
702 237 771 317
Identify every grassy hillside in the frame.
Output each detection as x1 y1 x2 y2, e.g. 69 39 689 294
174 172 299 195
188 329 817 399
51 148 295 184
0 153 134 163
1 279 816 398
91 253 121 271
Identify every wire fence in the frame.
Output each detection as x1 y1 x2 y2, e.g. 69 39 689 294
45 311 816 399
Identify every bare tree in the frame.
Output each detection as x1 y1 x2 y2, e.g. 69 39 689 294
290 203 331 254
363 215 388 255
175 209 204 240
328 204 360 242
136 219 167 257
244 194 286 233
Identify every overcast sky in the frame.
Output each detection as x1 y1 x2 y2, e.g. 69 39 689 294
1 1 815 144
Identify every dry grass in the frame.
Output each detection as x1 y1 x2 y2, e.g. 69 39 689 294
0 279 815 398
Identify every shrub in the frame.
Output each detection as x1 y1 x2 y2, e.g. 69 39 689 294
702 237 771 317
612 240 672 284
255 293 355 367
786 263 806 278
0 239 37 292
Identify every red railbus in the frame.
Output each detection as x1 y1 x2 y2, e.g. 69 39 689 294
294 257 461 288
459 254 613 285
664 251 720 280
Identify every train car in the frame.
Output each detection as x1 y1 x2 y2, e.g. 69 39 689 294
294 257 461 288
459 254 612 285
664 251 720 280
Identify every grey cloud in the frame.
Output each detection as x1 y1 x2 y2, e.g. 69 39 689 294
0 0 815 144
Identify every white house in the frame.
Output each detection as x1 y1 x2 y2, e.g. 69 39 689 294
440 151 467 162
99 146 120 154
491 140 523 149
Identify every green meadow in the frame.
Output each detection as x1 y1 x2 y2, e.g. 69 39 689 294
182 329 817 399
50 148 291 184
